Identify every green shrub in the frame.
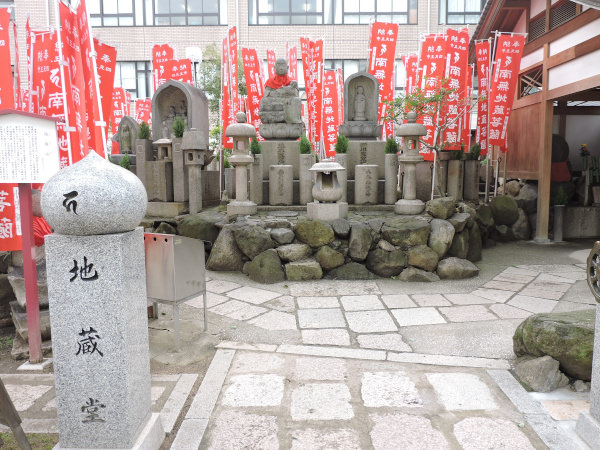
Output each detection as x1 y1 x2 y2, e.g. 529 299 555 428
120 153 131 170
334 134 349 154
385 137 399 154
138 121 151 139
299 135 312 154
468 142 481 161
554 186 569 206
173 117 186 138
450 149 463 160
250 137 262 155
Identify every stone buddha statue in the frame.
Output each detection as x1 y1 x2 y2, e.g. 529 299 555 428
354 86 366 121
258 58 302 140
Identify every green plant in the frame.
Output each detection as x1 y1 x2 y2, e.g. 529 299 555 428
334 134 349 154
173 116 186 138
0 335 13 351
299 135 312 154
554 186 569 206
250 137 262 155
468 142 481 161
450 149 463 160
138 121 151 139
385 137 399 154
120 153 131 170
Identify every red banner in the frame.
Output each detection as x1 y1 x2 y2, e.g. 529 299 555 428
0 9 14 109
336 68 344 124
489 34 525 151
241 47 264 137
135 98 152 125
418 33 447 160
442 28 469 150
152 43 174 90
286 44 297 81
165 58 193 85
94 38 117 135
322 70 340 158
110 87 127 154
0 185 21 252
300 38 323 150
368 21 398 139
221 37 234 149
475 40 491 155
228 27 239 109
462 64 473 152
266 49 276 81
12 20 21 110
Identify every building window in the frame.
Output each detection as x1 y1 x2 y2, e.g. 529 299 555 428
339 0 417 25
439 0 483 24
519 66 543 98
89 0 227 26
115 61 153 100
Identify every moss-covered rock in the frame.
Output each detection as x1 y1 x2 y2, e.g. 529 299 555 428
315 246 345 271
154 222 177 234
206 226 245 272
513 309 595 381
285 258 323 281
348 223 373 261
324 262 375 280
448 229 469 259
490 195 519 226
407 245 439 272
246 249 285 284
233 225 275 260
294 220 335 248
426 197 456 219
177 210 225 243
381 218 430 247
365 248 406 278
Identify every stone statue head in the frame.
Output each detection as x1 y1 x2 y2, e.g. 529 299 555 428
275 58 288 76
357 86 364 95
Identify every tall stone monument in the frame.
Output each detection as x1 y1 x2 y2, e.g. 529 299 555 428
396 112 426 215
258 58 303 180
41 152 164 449
226 112 257 216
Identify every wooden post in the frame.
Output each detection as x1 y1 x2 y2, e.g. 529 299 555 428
18 183 43 364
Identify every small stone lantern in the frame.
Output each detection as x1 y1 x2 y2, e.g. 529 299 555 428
225 112 257 216
395 112 426 215
307 161 348 220
154 138 172 161
182 128 213 214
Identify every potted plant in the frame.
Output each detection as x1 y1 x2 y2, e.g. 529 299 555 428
334 134 349 202
553 185 569 242
298 135 315 204
249 137 263 205
384 137 399 204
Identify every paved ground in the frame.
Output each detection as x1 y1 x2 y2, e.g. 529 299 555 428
1 239 598 449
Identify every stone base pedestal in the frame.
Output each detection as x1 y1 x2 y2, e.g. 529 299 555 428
146 161 174 202
394 199 425 215
355 165 378 204
261 141 300 179
227 200 257 216
307 202 348 221
172 138 189 203
577 412 600 448
269 165 293 205
146 202 186 218
347 141 385 179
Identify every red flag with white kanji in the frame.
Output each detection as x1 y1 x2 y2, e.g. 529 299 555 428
12 20 21 110
228 27 239 108
475 40 491 156
165 58 193 85
322 70 339 158
0 9 14 109
266 49 276 80
241 47 264 138
0 184 21 252
368 21 398 139
94 38 117 134
221 37 234 149
336 68 344 124
152 43 174 90
488 34 525 151
442 28 469 150
110 87 127 154
462 64 473 152
135 98 152 125
286 44 297 81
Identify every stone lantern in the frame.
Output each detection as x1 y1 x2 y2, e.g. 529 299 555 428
307 161 348 220
395 112 426 215
225 112 257 216
182 128 213 214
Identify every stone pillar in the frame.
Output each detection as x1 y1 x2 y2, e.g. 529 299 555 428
135 139 153 190
299 153 315 205
384 153 399 205
335 153 348 202
269 165 293 206
146 161 174 202
249 154 263 205
355 164 378 205
447 160 464 201
172 137 189 202
463 160 480 201
436 160 448 197
40 152 163 450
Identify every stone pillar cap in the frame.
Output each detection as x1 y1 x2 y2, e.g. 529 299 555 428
309 161 345 172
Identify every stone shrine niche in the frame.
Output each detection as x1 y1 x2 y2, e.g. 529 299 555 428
151 79 209 145
111 116 139 154
339 72 382 140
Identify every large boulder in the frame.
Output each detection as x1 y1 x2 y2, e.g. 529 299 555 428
285 258 323 281
426 197 456 220
514 356 569 392
428 219 455 258
246 249 285 284
233 225 275 260
514 183 538 215
513 310 595 381
155 222 177 234
476 203 495 232
365 248 406 278
448 229 469 259
399 267 440 282
466 222 482 262
206 226 245 271
381 217 430 247
331 218 351 239
458 202 477 228
177 210 225 243
277 243 312 262
270 228 295 245
325 262 375 280
490 195 519 226
437 257 479 279
315 246 345 271
407 245 439 272
511 208 531 241
294 220 335 248
448 213 470 233
348 223 373 261
504 180 521 197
